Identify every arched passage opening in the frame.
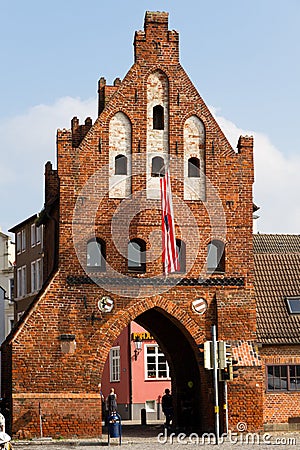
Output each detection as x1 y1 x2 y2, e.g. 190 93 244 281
100 304 212 434
135 308 204 432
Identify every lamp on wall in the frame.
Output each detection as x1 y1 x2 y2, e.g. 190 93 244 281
133 335 142 360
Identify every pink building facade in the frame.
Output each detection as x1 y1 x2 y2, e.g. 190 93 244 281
101 322 171 421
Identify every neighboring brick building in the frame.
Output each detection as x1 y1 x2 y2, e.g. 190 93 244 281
7 163 59 324
8 215 43 322
254 234 300 431
2 11 263 438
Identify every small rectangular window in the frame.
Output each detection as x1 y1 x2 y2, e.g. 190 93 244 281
267 365 300 391
37 258 42 289
286 297 300 314
9 278 14 301
31 224 36 247
17 268 22 297
21 265 26 296
110 346 120 382
31 261 37 292
145 400 156 412
36 225 42 244
21 229 26 252
145 345 170 380
17 232 21 254
17 265 27 297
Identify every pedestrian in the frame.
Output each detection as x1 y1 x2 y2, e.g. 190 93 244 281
0 431 12 450
162 388 173 428
106 388 117 416
98 383 107 425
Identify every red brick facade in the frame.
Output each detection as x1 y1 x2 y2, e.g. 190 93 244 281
261 346 300 429
1 11 264 438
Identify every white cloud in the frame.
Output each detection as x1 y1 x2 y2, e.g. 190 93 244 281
213 108 300 234
0 96 97 233
1 98 299 235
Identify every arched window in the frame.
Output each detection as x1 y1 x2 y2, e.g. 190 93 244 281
128 239 146 273
153 105 164 130
115 154 127 175
188 157 200 177
87 239 106 271
176 239 186 273
151 156 165 177
207 240 225 273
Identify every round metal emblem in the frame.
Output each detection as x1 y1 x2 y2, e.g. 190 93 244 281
191 298 208 315
98 296 114 313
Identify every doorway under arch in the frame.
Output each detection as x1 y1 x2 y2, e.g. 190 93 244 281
135 307 205 432
99 305 213 433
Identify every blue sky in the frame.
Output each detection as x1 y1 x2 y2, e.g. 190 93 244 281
1 0 299 234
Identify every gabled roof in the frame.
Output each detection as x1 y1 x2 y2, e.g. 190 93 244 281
253 233 300 254
8 214 37 233
253 234 300 345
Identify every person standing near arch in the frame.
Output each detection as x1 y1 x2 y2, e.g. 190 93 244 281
106 388 118 416
162 388 173 428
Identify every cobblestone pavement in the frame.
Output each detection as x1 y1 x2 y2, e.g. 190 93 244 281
10 425 300 450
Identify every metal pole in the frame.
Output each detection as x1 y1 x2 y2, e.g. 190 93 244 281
39 402 43 438
224 381 228 435
212 325 219 444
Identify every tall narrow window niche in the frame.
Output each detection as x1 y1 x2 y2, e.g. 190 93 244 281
153 105 164 130
128 239 146 273
188 157 200 178
207 240 225 273
184 115 206 200
86 238 106 272
109 112 131 198
176 239 186 273
146 70 169 199
115 154 127 175
151 156 165 177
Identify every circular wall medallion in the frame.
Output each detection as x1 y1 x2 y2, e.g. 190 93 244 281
191 298 207 315
98 296 114 313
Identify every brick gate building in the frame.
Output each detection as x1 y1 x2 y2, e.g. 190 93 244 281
1 11 264 438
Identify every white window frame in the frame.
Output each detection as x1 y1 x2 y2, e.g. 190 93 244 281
31 259 43 293
17 232 21 254
21 229 26 253
145 344 170 380
145 400 156 412
36 225 42 245
9 278 14 303
31 224 36 247
37 258 42 289
17 267 22 297
109 346 120 382
31 261 37 292
21 265 26 296
17 265 26 297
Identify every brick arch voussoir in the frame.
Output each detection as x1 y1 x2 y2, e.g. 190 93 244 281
86 295 202 385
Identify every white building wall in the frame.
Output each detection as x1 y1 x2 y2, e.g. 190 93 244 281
0 229 15 392
0 230 15 340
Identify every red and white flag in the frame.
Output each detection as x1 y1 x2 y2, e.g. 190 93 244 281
160 170 179 274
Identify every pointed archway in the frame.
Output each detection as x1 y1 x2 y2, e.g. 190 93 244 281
90 297 213 433
135 307 202 431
